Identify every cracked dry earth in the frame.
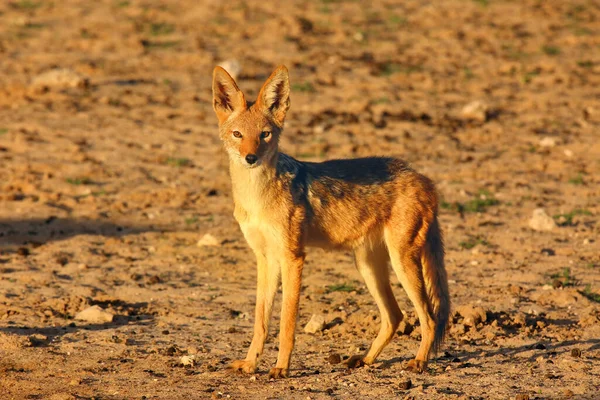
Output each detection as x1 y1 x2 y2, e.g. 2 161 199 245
1 0 600 399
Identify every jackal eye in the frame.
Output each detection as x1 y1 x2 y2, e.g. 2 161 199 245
260 131 271 139
232 130 242 138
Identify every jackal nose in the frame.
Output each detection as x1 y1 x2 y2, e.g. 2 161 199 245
245 154 258 165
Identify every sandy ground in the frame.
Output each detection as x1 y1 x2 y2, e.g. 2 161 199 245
1 0 600 399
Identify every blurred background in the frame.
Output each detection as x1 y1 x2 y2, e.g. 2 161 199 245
0 1 599 399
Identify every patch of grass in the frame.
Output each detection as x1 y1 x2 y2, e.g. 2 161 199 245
388 14 407 26
291 82 315 93
0 128 8 135
553 209 592 226
550 267 578 287
573 26 593 36
459 235 489 250
464 67 475 79
441 190 500 214
115 0 130 7
473 0 489 6
371 97 391 104
326 283 357 293
568 174 584 185
141 40 180 50
12 0 41 10
149 22 175 36
66 177 92 186
542 45 561 56
378 62 422 77
577 60 593 68
463 189 500 213
166 157 190 167
523 70 540 83
580 285 600 303
185 216 199 226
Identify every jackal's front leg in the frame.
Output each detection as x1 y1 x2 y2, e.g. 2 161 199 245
231 253 279 374
269 251 305 379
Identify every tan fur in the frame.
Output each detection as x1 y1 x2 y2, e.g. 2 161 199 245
212 65 450 378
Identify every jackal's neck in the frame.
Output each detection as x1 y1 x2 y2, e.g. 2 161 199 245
228 153 280 203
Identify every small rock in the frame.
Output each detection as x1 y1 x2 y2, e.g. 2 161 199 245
539 137 557 147
456 305 487 327
571 348 582 358
17 247 30 257
218 60 242 80
563 389 574 397
515 394 529 400
459 100 488 122
28 334 48 347
74 305 114 324
397 320 413 335
564 149 573 157
31 68 88 90
180 355 197 366
398 379 412 390
540 248 555 256
528 208 556 231
303 314 326 334
327 353 341 365
197 234 220 247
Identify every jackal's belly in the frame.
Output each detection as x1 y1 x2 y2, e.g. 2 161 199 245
304 203 387 250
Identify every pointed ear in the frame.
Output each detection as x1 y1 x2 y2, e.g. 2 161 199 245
256 65 290 126
212 66 246 124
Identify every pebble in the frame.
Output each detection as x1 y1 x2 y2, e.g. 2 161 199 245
31 68 88 90
456 305 488 327
197 234 220 247
303 314 326 334
459 100 488 122
539 137 557 147
180 355 197 366
528 208 556 231
74 305 114 324
327 353 341 365
398 379 412 390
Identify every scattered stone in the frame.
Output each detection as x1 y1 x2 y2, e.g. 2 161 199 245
180 355 197 366
563 389 574 397
327 353 341 365
397 320 413 335
197 233 220 247
528 208 556 231
304 314 326 334
16 247 30 257
147 275 162 285
398 379 412 390
515 394 529 400
539 137 557 147
540 248 555 256
571 348 581 358
218 59 242 80
31 68 88 90
459 100 488 123
456 305 488 327
534 343 546 350
27 334 48 347
74 305 114 324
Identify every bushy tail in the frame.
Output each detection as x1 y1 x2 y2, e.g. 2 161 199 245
421 217 450 354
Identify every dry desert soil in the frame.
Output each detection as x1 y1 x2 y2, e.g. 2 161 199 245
1 0 599 399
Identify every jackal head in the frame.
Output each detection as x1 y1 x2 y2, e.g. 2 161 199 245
212 65 290 168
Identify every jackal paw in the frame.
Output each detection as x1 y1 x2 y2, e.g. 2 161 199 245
230 359 257 374
268 367 289 379
345 355 366 369
404 359 427 373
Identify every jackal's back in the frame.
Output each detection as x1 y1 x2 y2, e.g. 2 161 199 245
279 155 438 249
